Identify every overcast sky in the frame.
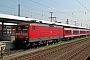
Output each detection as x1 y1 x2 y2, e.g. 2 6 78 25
0 0 90 28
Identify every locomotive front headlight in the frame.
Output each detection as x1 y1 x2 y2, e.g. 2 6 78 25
26 37 28 38
23 41 26 43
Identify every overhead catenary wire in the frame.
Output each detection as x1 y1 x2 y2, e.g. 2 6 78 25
14 0 81 21
86 0 90 5
11 0 51 20
28 0 83 21
76 0 90 12
0 4 44 17
13 0 67 20
14 0 49 13
50 0 90 21
27 0 90 26
15 0 50 18
76 0 90 24
29 0 50 8
0 0 50 17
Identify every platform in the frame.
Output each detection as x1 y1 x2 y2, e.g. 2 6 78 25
0 36 15 42
0 42 6 51
0 41 14 50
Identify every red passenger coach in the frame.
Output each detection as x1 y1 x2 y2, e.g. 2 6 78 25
80 28 87 36
86 29 90 36
73 28 79 37
15 21 63 47
63 27 73 38
63 26 80 40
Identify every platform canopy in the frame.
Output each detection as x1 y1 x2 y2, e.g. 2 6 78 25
0 13 87 29
0 13 59 25
0 13 37 23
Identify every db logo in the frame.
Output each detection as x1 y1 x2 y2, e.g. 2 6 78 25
50 31 52 33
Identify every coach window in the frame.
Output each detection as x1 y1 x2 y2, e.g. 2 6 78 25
32 26 35 30
65 30 71 34
73 30 79 34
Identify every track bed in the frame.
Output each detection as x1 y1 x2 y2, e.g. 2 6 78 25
3 37 90 60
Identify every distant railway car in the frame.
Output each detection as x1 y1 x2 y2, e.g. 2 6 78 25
73 28 79 37
80 28 87 36
63 27 73 39
12 29 15 33
86 29 90 36
15 22 63 47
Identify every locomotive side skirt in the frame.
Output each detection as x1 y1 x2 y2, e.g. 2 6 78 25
28 36 63 42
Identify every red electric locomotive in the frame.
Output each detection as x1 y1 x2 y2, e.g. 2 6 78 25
14 21 63 47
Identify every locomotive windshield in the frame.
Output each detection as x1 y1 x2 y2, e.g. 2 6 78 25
16 26 28 30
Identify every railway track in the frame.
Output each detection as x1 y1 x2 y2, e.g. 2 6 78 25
66 43 90 60
52 38 90 60
3 37 90 60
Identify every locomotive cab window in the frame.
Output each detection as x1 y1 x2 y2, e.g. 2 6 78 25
32 26 35 30
22 26 28 30
16 26 28 30
16 26 21 30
